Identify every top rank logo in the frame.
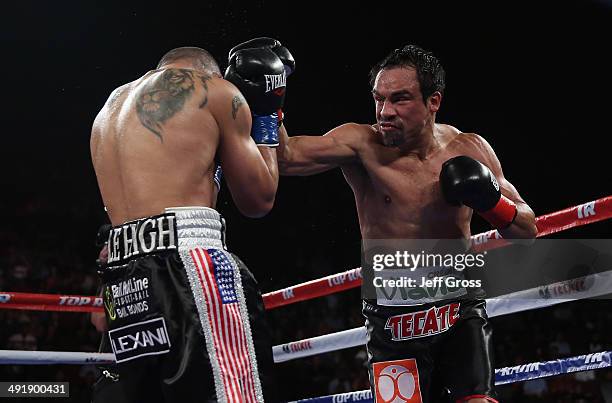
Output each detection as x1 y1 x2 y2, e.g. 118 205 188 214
577 202 596 219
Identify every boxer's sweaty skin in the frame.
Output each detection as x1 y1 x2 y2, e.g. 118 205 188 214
91 66 278 225
277 66 536 240
338 124 491 239
277 64 533 403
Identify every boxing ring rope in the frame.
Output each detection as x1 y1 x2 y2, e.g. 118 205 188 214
291 351 612 403
1 348 609 396
3 268 608 365
1 196 609 314
0 350 115 365
0 271 612 364
0 347 609 389
0 196 610 398
262 196 612 310
0 292 103 313
271 270 612 363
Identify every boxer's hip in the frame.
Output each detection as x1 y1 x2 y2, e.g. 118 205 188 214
103 206 225 268
98 207 228 362
98 207 264 402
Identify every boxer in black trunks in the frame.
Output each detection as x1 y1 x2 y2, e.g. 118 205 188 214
90 44 294 402
273 44 537 402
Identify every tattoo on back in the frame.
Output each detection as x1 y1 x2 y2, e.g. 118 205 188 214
135 68 211 141
231 95 245 120
199 74 211 108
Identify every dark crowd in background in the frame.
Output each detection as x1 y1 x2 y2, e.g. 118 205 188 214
1 0 611 401
1 195 611 402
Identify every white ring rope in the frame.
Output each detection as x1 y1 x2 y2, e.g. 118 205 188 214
273 270 612 362
290 350 612 402
1 270 609 366
0 350 115 365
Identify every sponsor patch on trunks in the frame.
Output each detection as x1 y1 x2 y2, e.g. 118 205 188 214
384 302 460 341
109 317 171 363
373 358 422 403
104 273 153 321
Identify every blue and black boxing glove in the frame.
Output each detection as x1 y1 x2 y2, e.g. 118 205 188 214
225 37 295 147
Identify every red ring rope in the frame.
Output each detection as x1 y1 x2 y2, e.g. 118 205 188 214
0 196 609 312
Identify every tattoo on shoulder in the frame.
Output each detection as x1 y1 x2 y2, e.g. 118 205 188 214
135 68 196 141
198 73 212 109
231 94 245 120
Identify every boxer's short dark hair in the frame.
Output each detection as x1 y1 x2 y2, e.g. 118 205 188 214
157 47 220 74
370 45 446 103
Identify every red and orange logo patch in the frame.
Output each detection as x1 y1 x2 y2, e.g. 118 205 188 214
373 358 423 403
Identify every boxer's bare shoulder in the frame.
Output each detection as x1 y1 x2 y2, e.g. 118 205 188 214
334 122 375 150
447 130 498 167
106 83 131 107
131 68 217 141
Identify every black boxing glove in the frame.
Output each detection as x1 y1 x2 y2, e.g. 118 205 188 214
225 37 295 146
228 37 295 76
440 155 517 229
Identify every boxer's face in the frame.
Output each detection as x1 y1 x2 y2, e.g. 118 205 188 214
372 66 439 147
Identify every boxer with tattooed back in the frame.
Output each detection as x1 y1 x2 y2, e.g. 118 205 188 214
90 45 293 402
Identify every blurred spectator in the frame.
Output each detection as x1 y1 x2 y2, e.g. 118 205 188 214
522 378 548 397
1 195 611 402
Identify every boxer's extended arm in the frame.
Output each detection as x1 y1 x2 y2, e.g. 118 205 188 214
217 86 278 218
277 123 360 176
